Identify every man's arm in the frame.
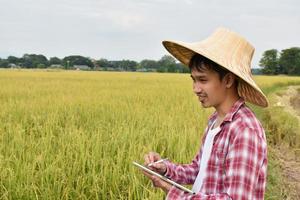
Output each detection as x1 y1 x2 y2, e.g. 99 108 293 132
163 127 210 185
163 152 201 185
166 126 267 200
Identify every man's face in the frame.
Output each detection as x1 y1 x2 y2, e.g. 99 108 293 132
190 67 227 108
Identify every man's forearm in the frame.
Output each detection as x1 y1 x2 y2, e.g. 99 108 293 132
164 156 200 185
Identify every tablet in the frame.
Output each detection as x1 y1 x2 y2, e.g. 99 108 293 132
132 161 195 194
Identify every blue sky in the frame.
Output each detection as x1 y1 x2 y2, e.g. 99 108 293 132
0 0 299 68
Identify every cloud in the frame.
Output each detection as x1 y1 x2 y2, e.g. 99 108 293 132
0 0 299 66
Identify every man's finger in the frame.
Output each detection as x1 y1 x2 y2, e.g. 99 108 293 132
141 169 152 178
152 162 163 169
151 176 159 187
152 176 166 188
150 152 161 162
144 154 150 165
149 152 156 163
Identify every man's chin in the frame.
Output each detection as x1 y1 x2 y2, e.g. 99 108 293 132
200 101 211 108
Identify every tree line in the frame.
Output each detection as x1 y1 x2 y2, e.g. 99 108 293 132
259 47 300 75
0 54 189 73
1 47 299 75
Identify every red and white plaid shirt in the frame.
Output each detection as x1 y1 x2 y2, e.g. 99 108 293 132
165 98 267 200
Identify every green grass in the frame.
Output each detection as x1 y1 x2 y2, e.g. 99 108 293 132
249 83 300 199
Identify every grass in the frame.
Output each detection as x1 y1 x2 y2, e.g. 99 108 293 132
0 70 300 199
247 78 300 199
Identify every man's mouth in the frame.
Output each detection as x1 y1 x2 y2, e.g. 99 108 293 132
198 96 207 102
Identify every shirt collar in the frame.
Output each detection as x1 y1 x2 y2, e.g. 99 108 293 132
222 97 245 122
209 97 245 126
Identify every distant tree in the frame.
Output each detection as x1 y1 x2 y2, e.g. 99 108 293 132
251 68 263 75
157 55 177 72
7 56 19 64
156 55 189 73
279 47 300 75
0 53 233 73
22 54 48 68
0 58 9 68
96 58 113 69
116 60 138 71
62 55 94 69
158 55 176 66
34 54 48 67
37 63 46 68
22 54 33 68
49 57 62 65
259 49 279 74
17 57 24 67
176 63 190 73
140 59 157 69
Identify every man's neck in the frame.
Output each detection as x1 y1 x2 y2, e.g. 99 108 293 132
215 95 240 119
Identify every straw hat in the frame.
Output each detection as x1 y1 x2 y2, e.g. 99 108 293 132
162 27 268 107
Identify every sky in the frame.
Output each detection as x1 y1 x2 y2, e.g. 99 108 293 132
0 0 299 68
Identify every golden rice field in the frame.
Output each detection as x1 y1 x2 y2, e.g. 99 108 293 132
0 70 300 199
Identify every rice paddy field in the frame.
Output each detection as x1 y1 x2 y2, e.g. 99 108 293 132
0 70 300 199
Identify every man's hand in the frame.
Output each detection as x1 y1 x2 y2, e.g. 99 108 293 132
143 172 172 193
144 152 167 175
143 152 171 193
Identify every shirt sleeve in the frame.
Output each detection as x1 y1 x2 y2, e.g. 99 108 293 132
166 126 267 200
164 151 201 185
163 126 210 185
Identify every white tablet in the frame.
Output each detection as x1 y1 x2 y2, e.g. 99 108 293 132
132 161 195 194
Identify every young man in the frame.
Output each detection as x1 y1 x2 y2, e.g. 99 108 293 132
142 28 268 199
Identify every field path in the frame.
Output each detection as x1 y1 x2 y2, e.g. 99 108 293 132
275 85 300 121
274 85 300 199
272 145 300 199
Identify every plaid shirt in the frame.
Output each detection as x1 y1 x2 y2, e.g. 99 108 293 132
165 98 267 200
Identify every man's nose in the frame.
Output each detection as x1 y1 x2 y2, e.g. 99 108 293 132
193 82 203 94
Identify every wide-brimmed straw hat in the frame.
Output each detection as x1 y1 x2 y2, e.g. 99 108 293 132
162 27 268 107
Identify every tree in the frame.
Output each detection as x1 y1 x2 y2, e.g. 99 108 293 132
7 56 19 64
158 55 176 66
22 54 33 68
176 63 190 73
117 60 138 71
0 58 9 68
37 64 46 68
279 47 300 75
96 58 113 69
140 59 158 69
157 55 177 72
259 49 279 75
62 55 94 69
22 54 48 68
49 57 62 65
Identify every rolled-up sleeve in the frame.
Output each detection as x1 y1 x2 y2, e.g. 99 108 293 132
164 151 201 185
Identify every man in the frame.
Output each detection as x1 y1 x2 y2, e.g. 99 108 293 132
142 28 268 199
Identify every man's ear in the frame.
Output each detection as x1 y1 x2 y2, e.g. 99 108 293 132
224 73 236 88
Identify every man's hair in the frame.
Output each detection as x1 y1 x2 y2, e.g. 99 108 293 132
189 54 230 81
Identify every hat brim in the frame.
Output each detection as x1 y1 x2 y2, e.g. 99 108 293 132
162 40 269 107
